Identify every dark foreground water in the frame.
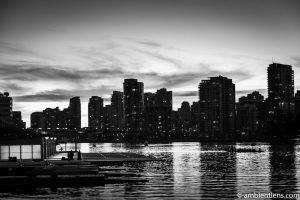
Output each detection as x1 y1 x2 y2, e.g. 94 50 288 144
1 142 300 199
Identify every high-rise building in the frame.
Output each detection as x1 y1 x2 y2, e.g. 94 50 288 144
41 107 62 130
104 105 112 132
110 91 124 131
88 96 104 130
295 91 300 117
12 111 26 129
123 79 144 132
236 91 264 136
178 101 191 132
60 107 71 128
69 96 81 130
144 92 155 136
179 101 191 122
191 101 200 131
294 91 300 132
198 76 235 138
267 63 294 116
171 110 179 132
144 89 172 139
31 112 43 129
0 92 12 128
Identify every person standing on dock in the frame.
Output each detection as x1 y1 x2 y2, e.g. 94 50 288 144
70 150 74 160
78 150 81 160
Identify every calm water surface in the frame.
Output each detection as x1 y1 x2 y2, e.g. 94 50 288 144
1 142 300 199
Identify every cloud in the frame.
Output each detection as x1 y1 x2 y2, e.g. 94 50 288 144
14 93 72 102
136 40 163 48
14 87 114 103
174 91 198 97
0 63 126 82
0 41 36 56
291 56 300 68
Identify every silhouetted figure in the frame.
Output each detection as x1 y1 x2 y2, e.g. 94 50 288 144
70 150 74 160
78 150 81 160
67 151 70 160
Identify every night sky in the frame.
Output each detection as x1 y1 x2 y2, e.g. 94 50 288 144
1 0 300 127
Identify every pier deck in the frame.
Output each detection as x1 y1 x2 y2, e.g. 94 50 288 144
48 152 159 165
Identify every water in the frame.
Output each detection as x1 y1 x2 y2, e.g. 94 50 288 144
1 142 300 199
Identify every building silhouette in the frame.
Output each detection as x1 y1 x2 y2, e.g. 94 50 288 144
110 91 124 131
41 107 70 130
41 107 62 130
294 91 300 133
268 63 294 116
69 97 81 130
144 88 172 140
12 111 26 129
199 76 235 138
30 112 43 129
60 107 71 128
295 91 300 116
236 91 264 136
0 92 12 128
88 96 104 130
123 79 144 132
38 97 81 131
104 105 112 132
144 92 155 137
267 63 294 136
178 101 191 133
191 101 200 132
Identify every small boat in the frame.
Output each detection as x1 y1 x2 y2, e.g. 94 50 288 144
144 141 148 147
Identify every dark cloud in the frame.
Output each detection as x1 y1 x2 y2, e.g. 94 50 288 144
137 40 163 48
0 41 35 56
14 87 115 103
0 82 28 93
174 91 198 97
14 93 71 102
0 64 125 82
155 69 254 89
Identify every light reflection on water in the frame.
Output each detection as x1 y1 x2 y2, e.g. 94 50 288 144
2 142 300 199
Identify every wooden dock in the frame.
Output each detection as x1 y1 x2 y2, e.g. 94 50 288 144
0 152 157 191
48 152 160 166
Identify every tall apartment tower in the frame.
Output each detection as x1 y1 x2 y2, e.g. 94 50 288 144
69 96 81 130
144 89 172 139
31 112 43 129
178 101 191 132
111 91 124 131
154 88 172 135
294 91 300 132
236 91 264 136
88 96 104 130
295 90 300 117
191 101 200 131
267 63 294 116
0 92 13 128
12 111 26 129
198 76 235 138
178 101 191 123
123 79 144 132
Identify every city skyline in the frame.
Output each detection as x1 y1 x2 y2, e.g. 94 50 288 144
1 0 300 127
